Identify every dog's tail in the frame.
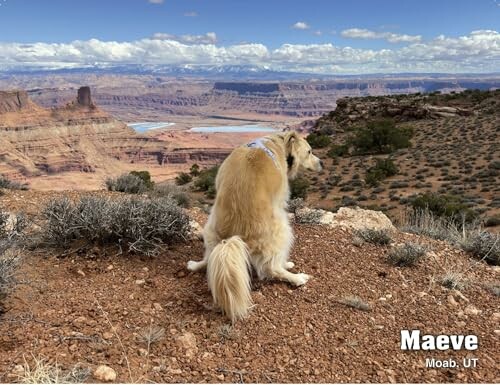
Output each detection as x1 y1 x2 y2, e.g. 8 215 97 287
207 235 252 322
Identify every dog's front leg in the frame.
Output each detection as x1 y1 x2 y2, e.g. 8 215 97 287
284 261 295 269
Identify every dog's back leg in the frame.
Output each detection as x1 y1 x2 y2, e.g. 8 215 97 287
187 223 218 272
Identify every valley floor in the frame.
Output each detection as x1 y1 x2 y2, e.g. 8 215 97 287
0 190 498 383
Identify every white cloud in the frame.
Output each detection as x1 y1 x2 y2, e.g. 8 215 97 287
184 11 198 17
148 0 164 4
313 30 323 36
341 28 422 43
152 32 217 44
0 30 499 74
292 22 310 30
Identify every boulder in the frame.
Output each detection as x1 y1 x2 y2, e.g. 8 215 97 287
295 206 396 232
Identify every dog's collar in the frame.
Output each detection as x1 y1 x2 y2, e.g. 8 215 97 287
246 138 278 166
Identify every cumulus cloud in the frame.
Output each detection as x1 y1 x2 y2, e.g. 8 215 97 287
292 22 310 30
148 0 164 4
0 30 499 74
152 32 217 44
341 28 422 43
184 11 198 17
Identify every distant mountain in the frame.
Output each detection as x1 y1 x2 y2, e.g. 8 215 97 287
2 64 500 82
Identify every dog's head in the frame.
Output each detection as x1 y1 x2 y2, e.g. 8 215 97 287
284 132 323 179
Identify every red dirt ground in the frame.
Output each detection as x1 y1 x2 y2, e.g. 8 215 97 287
0 190 498 383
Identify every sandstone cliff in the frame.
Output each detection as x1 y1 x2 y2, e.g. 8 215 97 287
0 87 160 180
0 87 232 183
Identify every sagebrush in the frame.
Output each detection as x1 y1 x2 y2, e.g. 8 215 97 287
40 196 190 255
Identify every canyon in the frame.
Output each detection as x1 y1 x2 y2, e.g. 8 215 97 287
0 87 242 189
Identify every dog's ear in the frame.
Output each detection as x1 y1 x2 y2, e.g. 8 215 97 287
287 154 295 169
284 132 298 154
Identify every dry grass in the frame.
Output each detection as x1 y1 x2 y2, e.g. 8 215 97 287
440 271 467 291
17 355 90 384
138 324 165 346
338 295 371 311
387 242 427 267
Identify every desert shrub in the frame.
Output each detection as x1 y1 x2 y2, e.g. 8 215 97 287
355 228 392 245
460 231 499 265
485 215 500 227
194 165 219 198
129 171 154 190
40 196 190 256
350 119 413 155
327 144 349 158
105 173 148 194
0 208 26 312
0 175 28 190
411 192 477 223
175 172 192 186
306 133 331 149
189 163 200 177
295 208 324 224
365 158 398 187
387 243 427 267
148 183 190 208
288 197 305 214
290 176 310 199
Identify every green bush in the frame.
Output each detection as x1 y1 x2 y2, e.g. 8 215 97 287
289 176 310 199
129 171 154 190
350 119 413 155
485 215 500 227
365 158 398 187
0 175 28 190
411 193 477 223
194 165 219 198
189 164 200 177
306 133 331 149
175 172 192 186
327 144 349 158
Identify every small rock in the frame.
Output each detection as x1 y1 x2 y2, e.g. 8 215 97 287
216 374 225 381
103 332 114 340
176 332 198 358
167 367 182 375
491 312 500 322
12 364 24 376
93 365 117 382
138 348 148 357
135 279 145 286
77 269 86 277
177 270 186 278
494 330 500 336
153 302 163 311
456 321 466 327
464 305 481 316
448 295 459 307
106 265 114 271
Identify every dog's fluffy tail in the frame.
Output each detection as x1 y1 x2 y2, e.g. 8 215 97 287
207 236 252 322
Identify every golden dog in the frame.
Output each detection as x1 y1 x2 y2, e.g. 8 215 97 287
187 132 323 321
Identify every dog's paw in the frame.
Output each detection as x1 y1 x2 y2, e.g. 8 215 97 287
293 273 310 286
284 261 295 269
187 260 199 272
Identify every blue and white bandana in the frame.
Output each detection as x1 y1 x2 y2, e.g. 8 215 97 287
246 138 278 167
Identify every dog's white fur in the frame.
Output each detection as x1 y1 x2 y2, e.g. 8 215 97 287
187 132 322 322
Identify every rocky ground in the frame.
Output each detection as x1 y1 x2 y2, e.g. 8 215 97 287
0 189 498 383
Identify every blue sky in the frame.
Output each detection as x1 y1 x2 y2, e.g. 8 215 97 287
0 0 499 74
